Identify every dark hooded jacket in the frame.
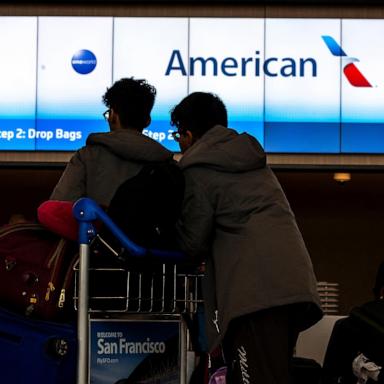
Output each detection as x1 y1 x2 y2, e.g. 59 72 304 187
177 125 322 351
50 129 173 206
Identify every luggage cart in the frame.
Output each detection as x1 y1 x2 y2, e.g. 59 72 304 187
73 197 203 384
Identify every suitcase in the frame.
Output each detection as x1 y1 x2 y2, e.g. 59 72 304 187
0 306 77 384
0 222 77 320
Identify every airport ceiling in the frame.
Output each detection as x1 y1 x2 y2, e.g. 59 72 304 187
8 0 384 5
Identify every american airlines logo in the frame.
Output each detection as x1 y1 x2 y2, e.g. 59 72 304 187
164 49 318 77
164 36 374 86
322 35 372 87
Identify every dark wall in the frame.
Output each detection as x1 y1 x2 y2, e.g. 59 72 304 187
1 0 384 316
277 171 384 314
0 168 62 224
1 167 383 315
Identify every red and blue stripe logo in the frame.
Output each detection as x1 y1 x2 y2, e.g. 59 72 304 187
322 35 372 87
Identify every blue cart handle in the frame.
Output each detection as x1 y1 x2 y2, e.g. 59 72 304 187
72 197 185 262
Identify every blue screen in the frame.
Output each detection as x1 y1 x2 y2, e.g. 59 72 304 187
0 16 383 154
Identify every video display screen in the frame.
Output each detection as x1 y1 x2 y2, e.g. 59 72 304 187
188 18 265 146
0 18 37 150
113 17 188 152
36 17 113 150
0 16 383 154
340 19 384 153
264 18 342 153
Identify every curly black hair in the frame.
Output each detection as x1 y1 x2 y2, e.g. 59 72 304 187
102 77 156 130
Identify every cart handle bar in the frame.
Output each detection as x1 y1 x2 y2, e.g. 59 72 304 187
72 197 186 262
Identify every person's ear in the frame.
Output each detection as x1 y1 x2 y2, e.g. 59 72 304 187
109 109 121 130
184 130 195 146
143 116 151 128
110 109 117 123
380 287 384 300
178 129 195 153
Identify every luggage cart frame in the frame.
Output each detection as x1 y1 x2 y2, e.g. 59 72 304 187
73 198 202 384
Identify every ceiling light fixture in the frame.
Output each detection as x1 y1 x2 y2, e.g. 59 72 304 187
333 172 351 184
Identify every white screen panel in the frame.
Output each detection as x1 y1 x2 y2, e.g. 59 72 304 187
264 18 341 152
36 17 113 150
113 17 188 151
188 18 265 145
0 17 37 150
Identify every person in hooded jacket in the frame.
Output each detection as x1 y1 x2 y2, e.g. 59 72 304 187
50 77 173 207
322 261 384 384
170 92 323 384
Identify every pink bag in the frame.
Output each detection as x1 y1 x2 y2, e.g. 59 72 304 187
209 366 227 384
38 200 78 242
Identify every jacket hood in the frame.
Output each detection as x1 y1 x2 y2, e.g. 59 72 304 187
179 125 266 172
87 129 173 162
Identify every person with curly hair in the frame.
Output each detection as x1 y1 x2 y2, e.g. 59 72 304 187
51 77 173 207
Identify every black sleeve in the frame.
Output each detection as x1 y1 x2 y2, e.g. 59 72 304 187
322 317 360 384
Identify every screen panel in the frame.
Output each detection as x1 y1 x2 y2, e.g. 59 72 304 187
341 19 384 153
113 17 188 152
0 17 37 150
0 16 383 155
264 18 341 153
188 18 265 145
36 17 113 150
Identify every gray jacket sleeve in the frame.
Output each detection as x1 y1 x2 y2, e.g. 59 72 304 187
50 150 86 202
176 170 214 260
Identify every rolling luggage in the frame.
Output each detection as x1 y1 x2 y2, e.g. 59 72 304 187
0 305 77 384
0 222 77 321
